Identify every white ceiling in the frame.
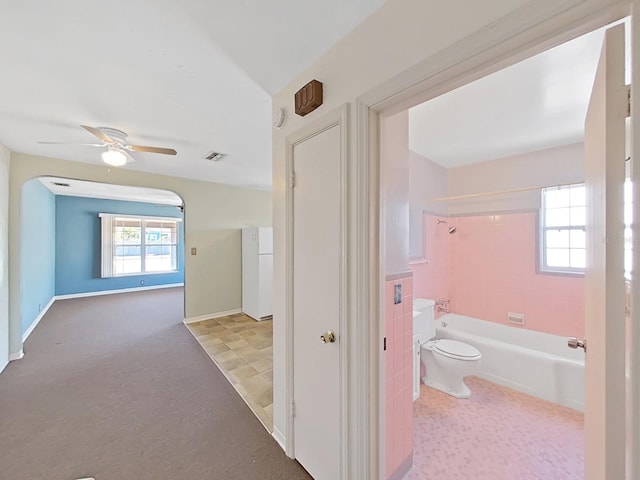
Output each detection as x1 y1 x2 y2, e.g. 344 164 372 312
39 176 183 206
408 26 608 168
0 0 385 190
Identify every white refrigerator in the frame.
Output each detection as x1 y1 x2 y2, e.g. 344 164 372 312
241 227 273 321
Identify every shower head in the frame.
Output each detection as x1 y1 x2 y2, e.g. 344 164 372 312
437 218 457 234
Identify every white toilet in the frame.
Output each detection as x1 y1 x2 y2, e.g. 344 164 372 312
413 298 481 399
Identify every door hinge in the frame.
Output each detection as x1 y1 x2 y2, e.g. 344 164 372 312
291 400 296 418
290 171 296 188
383 337 387 351
626 84 631 118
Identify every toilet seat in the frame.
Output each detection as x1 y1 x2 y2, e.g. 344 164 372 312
432 339 481 361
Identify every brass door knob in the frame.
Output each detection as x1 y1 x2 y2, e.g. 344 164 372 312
320 330 336 344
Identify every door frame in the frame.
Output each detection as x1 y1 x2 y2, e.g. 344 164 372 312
355 1 638 478
284 105 349 477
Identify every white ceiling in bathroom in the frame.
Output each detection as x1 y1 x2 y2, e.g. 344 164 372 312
408 25 613 168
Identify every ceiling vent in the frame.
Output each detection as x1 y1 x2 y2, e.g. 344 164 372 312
53 182 70 187
204 151 225 162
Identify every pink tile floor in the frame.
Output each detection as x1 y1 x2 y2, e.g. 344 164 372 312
409 377 584 480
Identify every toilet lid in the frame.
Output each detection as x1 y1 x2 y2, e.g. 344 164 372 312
433 339 480 358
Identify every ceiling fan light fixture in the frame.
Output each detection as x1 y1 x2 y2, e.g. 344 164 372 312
101 147 127 167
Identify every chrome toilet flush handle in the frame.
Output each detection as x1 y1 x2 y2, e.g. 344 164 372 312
441 321 448 327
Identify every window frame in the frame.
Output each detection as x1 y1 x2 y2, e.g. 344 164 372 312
99 213 181 278
539 183 586 276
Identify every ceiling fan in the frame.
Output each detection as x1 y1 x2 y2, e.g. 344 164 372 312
39 125 177 167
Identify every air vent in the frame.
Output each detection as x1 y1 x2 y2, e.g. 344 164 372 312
204 151 225 162
52 182 70 187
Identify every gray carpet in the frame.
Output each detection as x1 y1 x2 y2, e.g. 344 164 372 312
0 287 311 480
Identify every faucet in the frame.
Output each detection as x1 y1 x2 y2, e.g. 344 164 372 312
436 298 450 314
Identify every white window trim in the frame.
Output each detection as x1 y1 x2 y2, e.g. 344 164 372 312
99 213 181 278
539 184 586 276
98 213 183 222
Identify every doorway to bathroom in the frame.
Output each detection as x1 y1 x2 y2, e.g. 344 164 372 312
378 16 632 480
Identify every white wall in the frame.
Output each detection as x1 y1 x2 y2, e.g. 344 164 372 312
8 152 271 356
448 142 585 215
0 145 9 371
409 152 448 259
381 111 410 274
270 0 619 459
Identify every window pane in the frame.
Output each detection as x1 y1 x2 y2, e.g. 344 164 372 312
547 248 570 267
145 221 177 245
114 245 141 274
546 208 570 227
545 188 570 208
540 183 585 274
114 219 141 245
546 229 570 248
570 206 586 226
570 229 586 249
146 229 174 246
145 245 177 272
570 249 586 269
569 185 586 206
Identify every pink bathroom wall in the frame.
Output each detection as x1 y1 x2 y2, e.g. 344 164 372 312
410 213 449 317
385 275 413 479
449 212 585 338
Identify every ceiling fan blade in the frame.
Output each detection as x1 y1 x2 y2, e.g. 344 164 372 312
81 124 115 144
38 141 103 146
127 145 177 155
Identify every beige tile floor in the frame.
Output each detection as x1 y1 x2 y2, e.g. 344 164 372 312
185 313 273 431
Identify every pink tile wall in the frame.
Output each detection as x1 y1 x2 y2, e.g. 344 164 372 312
449 212 584 338
385 275 413 479
410 213 450 317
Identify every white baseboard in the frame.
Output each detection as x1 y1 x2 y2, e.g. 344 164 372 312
22 296 56 342
55 283 184 300
9 349 24 361
272 427 286 452
183 308 242 324
0 358 8 373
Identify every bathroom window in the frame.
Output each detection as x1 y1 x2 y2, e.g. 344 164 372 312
99 214 180 277
540 183 586 274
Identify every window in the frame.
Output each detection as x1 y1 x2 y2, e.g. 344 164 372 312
540 183 586 274
100 214 180 277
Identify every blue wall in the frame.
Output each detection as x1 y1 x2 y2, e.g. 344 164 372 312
55 196 184 295
20 180 56 335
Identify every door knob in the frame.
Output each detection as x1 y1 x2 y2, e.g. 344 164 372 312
320 330 336 344
568 337 587 352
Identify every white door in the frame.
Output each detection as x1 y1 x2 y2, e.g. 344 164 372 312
258 253 272 318
292 123 342 479
583 23 627 480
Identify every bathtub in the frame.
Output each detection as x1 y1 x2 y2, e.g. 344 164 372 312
435 313 585 412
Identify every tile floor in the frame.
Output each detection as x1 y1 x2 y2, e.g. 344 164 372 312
187 317 584 479
409 377 584 480
185 314 273 431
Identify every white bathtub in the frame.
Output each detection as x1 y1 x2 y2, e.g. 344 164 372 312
435 313 585 412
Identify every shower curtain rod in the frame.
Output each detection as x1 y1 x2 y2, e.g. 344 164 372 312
430 182 578 202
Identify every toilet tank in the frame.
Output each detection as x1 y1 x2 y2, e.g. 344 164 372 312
413 298 436 342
